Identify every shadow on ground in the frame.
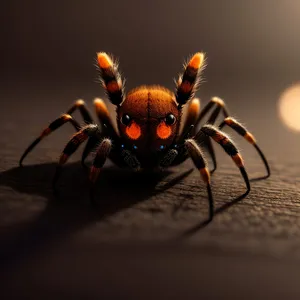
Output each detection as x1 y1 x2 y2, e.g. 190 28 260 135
0 162 194 271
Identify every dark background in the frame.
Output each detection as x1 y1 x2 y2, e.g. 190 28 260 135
1 1 300 299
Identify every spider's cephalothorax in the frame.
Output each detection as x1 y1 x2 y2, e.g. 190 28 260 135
19 52 270 220
118 85 180 158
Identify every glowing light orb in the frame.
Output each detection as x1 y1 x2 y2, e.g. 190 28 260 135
279 84 300 132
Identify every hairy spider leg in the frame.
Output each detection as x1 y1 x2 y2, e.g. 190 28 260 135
197 97 270 178
81 98 119 167
176 52 206 107
52 124 100 193
19 114 81 166
181 97 201 136
96 52 125 106
195 96 229 127
185 139 214 220
219 117 270 178
66 99 94 125
19 99 98 166
200 124 251 193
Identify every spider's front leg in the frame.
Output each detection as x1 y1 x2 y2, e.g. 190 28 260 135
52 124 101 193
185 139 214 220
200 124 251 194
185 125 251 220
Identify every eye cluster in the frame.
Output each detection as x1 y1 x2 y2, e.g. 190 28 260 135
165 113 176 125
121 113 176 125
121 114 131 125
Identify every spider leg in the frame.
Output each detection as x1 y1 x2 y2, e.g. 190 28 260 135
52 124 100 192
81 98 119 167
181 98 201 136
195 97 229 128
185 139 214 220
19 114 81 166
66 99 94 126
88 138 112 205
159 149 179 169
178 97 223 172
196 133 217 174
219 117 270 178
96 52 125 106
19 99 96 167
120 150 141 171
200 124 251 193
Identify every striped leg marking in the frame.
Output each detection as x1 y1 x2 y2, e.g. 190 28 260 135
201 124 251 193
89 138 112 183
19 114 81 166
52 124 100 190
66 99 93 125
176 53 206 106
219 117 270 178
185 139 214 220
196 96 229 127
96 52 125 106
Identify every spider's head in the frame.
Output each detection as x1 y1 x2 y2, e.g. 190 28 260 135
117 85 179 152
96 52 206 154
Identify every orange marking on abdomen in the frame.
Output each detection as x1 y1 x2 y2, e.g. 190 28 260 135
97 52 113 69
125 121 141 140
157 122 172 139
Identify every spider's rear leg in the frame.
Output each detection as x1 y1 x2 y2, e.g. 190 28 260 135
196 97 229 127
185 139 214 220
201 124 251 194
53 124 100 193
19 114 81 166
66 99 94 126
219 117 270 178
19 99 96 167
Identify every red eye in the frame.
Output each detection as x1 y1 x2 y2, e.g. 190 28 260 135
126 121 141 140
157 122 172 139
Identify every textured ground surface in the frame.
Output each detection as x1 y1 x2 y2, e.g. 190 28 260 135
1 82 300 299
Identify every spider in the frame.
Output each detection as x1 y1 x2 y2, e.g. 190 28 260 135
19 52 270 220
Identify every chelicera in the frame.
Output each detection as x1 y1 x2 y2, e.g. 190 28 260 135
19 52 270 220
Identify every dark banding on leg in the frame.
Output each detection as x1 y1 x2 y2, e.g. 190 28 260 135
176 53 206 107
89 138 112 183
219 117 270 178
66 99 94 125
195 96 229 128
185 139 214 220
201 124 251 193
96 52 125 106
52 124 100 191
19 114 81 166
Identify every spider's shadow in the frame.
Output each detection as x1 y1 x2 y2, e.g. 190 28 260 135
0 161 191 271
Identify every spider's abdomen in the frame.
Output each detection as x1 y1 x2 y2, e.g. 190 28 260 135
117 85 180 157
